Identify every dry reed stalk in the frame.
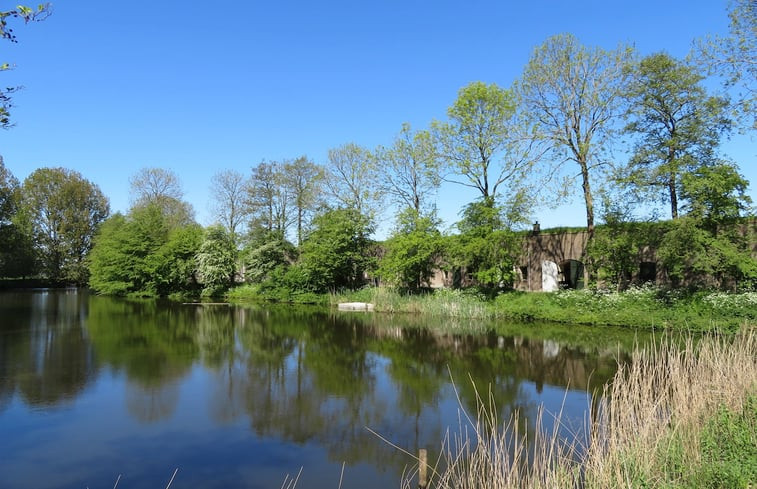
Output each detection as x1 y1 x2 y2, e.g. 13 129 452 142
395 327 756 489
584 328 756 487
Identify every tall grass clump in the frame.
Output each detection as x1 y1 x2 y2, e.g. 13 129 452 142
401 328 756 489
584 328 757 488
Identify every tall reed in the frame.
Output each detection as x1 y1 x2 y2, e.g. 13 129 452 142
398 328 757 489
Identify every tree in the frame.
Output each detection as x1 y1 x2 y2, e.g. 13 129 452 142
444 197 523 290
21 167 109 284
0 156 17 225
680 161 752 228
246 160 291 239
375 123 441 220
697 0 757 129
622 53 731 219
516 34 634 234
324 143 381 216
299 208 374 292
434 81 535 202
1 4 50 128
196 225 237 296
129 167 194 227
0 156 34 277
209 169 249 244
89 204 203 296
377 211 442 289
241 232 297 284
658 216 757 289
281 156 324 246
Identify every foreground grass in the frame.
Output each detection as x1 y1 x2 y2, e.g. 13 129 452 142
330 286 757 331
403 328 756 489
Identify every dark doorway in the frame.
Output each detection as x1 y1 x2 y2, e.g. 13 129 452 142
639 262 656 283
560 260 584 289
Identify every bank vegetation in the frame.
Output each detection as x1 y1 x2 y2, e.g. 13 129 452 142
403 327 756 489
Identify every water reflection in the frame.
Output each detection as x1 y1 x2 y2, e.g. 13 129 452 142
0 290 96 410
0 290 642 488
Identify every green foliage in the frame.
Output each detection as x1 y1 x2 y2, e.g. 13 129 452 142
325 143 380 216
89 203 202 297
282 156 325 246
433 81 531 200
444 197 524 290
375 123 440 216
588 219 663 289
299 208 374 292
196 225 237 296
0 157 34 277
516 33 634 232
658 217 757 289
241 231 296 284
21 167 110 284
622 52 732 219
693 397 757 488
377 212 442 289
680 161 752 227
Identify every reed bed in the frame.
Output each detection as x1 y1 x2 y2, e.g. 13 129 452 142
398 327 756 489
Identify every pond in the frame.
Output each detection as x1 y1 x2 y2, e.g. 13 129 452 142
0 289 641 489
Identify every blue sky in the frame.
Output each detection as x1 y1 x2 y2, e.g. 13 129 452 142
1 0 754 238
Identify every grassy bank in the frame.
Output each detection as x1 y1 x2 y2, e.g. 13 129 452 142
330 286 757 331
407 328 756 489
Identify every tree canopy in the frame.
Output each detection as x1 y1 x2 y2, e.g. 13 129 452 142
516 34 634 234
21 167 109 284
622 52 731 219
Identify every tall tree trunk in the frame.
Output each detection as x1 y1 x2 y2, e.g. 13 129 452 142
579 159 594 234
669 173 678 219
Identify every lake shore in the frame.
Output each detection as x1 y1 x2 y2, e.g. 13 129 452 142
227 285 757 332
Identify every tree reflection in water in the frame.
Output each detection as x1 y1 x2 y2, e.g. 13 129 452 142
0 290 643 487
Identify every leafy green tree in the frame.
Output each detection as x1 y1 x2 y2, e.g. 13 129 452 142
21 167 109 284
148 224 203 296
516 34 634 234
1 4 50 128
196 225 237 295
299 208 374 292
89 203 202 296
0 156 16 225
241 231 296 284
325 143 381 216
680 162 752 228
0 156 34 277
658 217 757 289
445 197 523 290
434 81 536 201
375 123 441 218
88 214 135 295
377 211 442 289
623 53 731 219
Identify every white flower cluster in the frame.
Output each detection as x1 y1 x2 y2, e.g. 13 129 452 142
702 291 757 312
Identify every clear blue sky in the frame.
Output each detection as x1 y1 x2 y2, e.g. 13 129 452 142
1 0 754 238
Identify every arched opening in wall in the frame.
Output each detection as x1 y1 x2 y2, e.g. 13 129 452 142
541 260 559 292
560 259 585 289
639 262 657 283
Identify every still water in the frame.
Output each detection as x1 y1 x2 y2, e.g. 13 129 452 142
0 290 639 489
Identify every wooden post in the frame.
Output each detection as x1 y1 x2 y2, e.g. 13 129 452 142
418 448 427 489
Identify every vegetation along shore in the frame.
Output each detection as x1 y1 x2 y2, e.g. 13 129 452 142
2 1 756 335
